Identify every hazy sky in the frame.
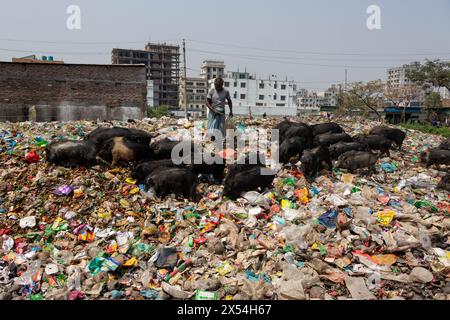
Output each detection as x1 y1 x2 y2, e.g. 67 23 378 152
1 0 449 91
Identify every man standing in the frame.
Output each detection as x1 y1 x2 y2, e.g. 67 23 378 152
206 78 233 138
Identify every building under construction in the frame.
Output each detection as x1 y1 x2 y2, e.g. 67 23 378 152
112 43 180 107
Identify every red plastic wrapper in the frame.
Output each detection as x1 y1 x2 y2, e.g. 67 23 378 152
193 237 207 245
69 290 85 300
0 228 13 235
24 150 41 163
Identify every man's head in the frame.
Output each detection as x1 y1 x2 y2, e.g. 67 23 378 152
214 78 224 91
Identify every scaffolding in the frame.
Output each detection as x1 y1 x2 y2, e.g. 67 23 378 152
112 43 180 107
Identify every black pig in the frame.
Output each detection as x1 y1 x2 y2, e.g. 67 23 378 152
437 174 450 192
328 141 369 159
311 123 344 137
353 134 393 156
85 127 152 147
369 126 406 150
438 137 450 150
132 159 181 182
223 166 276 200
150 138 197 161
336 151 378 174
313 132 352 147
421 148 450 168
45 140 97 168
300 146 333 177
279 136 307 164
145 167 198 200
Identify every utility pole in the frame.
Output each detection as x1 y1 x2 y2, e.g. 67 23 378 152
182 39 188 119
345 69 348 92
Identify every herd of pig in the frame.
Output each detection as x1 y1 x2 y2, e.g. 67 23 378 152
44 120 450 202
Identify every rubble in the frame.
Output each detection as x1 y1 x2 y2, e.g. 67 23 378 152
0 115 449 300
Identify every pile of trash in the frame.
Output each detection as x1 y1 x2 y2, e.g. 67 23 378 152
0 115 449 300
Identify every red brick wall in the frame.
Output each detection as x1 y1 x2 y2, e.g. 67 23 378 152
0 62 147 122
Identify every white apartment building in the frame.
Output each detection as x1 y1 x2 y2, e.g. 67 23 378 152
439 87 450 99
209 71 297 116
386 62 421 87
178 77 208 118
297 84 341 114
200 60 225 81
297 93 322 113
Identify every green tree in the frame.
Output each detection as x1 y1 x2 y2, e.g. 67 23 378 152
337 80 384 121
406 59 450 92
423 92 442 121
148 105 169 118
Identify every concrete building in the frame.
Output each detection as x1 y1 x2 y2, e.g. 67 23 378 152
112 43 180 107
179 77 208 118
297 93 322 114
209 71 297 116
387 62 421 87
147 80 154 107
297 85 341 114
201 60 225 81
439 87 450 100
0 61 147 122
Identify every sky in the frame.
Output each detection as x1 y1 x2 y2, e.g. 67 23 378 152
0 0 449 91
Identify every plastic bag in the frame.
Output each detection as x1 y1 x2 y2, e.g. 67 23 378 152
225 116 235 130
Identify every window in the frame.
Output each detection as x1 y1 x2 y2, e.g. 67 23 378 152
276 103 286 107
281 96 286 101
259 83 265 89
281 84 286 90
186 82 193 86
240 94 246 99
274 82 278 89
259 95 264 100
256 103 263 106
233 92 237 99
213 68 216 71
224 82 230 87
240 82 246 88
233 82 237 87
273 93 277 100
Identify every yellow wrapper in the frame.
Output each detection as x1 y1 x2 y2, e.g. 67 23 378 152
377 210 395 226
126 178 137 184
130 187 140 195
124 257 138 267
281 199 293 209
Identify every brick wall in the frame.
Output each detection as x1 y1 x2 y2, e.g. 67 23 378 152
0 62 147 122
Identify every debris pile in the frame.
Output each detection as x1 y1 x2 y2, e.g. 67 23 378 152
0 116 449 300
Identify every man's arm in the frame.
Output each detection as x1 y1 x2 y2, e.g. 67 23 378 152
227 97 233 116
226 91 233 116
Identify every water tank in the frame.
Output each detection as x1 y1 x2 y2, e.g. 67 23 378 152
42 56 47 61
48 56 54 61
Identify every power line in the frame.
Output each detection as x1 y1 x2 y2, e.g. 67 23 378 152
188 48 397 69
1 36 449 57
0 48 107 55
186 38 450 57
0 38 181 45
189 49 449 63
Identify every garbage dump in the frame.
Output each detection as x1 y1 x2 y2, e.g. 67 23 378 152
0 115 449 300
